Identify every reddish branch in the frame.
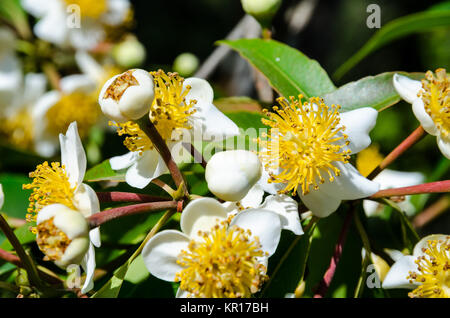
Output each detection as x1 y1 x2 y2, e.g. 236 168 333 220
412 196 450 228
88 201 181 228
313 209 354 298
96 191 170 203
370 180 450 199
368 126 425 180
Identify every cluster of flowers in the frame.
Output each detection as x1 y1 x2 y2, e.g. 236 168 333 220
2 60 446 297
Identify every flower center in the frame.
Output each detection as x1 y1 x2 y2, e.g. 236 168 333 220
103 70 139 101
46 92 100 139
64 0 107 19
407 237 450 298
0 109 34 151
258 96 351 195
175 222 268 298
36 217 71 262
112 70 196 154
420 68 450 137
23 162 75 232
356 145 384 177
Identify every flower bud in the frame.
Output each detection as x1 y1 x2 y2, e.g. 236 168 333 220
241 0 282 25
173 53 199 77
205 150 262 202
99 69 155 122
113 36 147 69
36 204 90 268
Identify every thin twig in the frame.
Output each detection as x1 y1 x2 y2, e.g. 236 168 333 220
412 196 450 229
370 180 450 199
96 191 170 203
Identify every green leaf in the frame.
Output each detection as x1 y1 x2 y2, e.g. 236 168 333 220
219 39 336 98
0 224 35 251
0 0 31 39
334 9 450 80
84 160 125 182
91 260 131 298
322 72 424 112
0 173 31 219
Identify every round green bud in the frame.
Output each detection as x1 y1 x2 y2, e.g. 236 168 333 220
173 53 199 78
241 0 282 25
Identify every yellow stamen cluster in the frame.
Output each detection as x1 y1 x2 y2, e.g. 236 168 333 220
0 110 34 151
64 0 107 19
46 92 100 139
257 96 351 195
407 237 450 298
112 70 196 153
175 222 268 298
23 162 75 231
36 217 71 262
356 145 384 177
420 68 450 137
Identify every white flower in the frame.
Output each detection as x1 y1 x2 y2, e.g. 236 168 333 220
36 204 90 268
32 73 99 157
21 0 130 50
393 70 450 159
109 72 240 189
24 122 100 294
205 150 262 202
98 69 155 122
257 96 380 218
363 169 425 217
141 197 282 298
0 28 22 110
382 234 450 298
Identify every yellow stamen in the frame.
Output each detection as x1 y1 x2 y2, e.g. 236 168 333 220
23 162 75 232
175 222 268 298
112 70 196 153
407 236 450 298
46 92 100 139
64 0 107 19
0 109 34 151
36 217 71 262
420 68 450 137
356 145 384 177
257 95 351 195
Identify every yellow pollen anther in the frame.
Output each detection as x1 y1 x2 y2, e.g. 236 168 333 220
0 109 34 151
64 0 107 19
104 70 139 101
407 237 450 298
258 95 351 195
174 222 267 298
36 217 72 262
112 70 196 153
23 162 75 232
420 68 450 137
46 92 100 139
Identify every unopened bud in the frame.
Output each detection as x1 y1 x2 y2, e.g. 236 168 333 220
205 150 262 202
36 204 90 268
241 0 282 26
99 69 155 122
113 36 147 69
173 53 199 77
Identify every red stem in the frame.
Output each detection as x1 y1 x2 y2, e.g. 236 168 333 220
368 126 425 180
96 192 170 203
412 196 449 229
88 201 180 228
370 180 450 199
0 248 21 266
313 209 354 298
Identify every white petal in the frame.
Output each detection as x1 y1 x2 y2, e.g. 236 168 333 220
176 287 189 298
339 107 378 154
240 184 264 208
60 74 96 94
109 151 139 170
362 199 380 217
33 4 68 47
318 162 380 200
180 198 228 240
437 136 450 159
257 166 285 195
185 78 239 141
80 244 96 294
75 51 104 83
384 249 405 262
412 99 438 136
59 122 87 187
230 208 281 256
373 169 425 190
31 90 61 120
260 195 303 235
68 20 105 50
298 188 342 218
73 183 101 248
22 73 47 105
102 0 130 25
0 55 22 109
393 74 422 104
141 230 190 282
382 255 417 290
125 149 168 189
413 234 449 257
21 0 59 17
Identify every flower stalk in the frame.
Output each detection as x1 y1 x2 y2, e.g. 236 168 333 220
369 180 450 199
96 191 171 203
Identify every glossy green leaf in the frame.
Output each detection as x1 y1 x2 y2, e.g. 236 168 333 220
0 174 31 219
334 9 450 80
220 39 336 98
322 72 424 112
84 159 126 182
